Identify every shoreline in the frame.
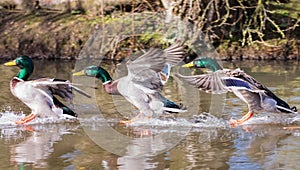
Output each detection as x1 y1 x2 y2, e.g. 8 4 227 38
0 9 299 61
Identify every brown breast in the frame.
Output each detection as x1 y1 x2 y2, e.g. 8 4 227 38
103 81 120 95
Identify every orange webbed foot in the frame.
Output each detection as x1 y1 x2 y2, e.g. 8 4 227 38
15 113 36 125
119 119 133 125
24 126 35 132
229 112 253 128
229 118 239 128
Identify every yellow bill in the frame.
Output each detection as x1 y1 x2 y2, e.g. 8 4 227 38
4 60 17 66
182 62 195 68
73 70 85 76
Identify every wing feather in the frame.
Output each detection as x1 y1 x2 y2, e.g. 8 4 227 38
30 78 91 100
127 41 185 91
128 41 185 75
175 72 228 94
176 70 265 94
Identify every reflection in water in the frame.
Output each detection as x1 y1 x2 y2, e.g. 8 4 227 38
0 60 299 169
228 125 294 169
117 130 161 170
116 125 191 169
9 124 80 168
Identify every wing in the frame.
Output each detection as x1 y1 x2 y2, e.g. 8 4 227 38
30 78 91 101
126 41 185 91
127 41 185 77
226 68 266 90
223 77 260 91
176 70 264 94
163 41 186 67
159 63 171 85
175 71 229 94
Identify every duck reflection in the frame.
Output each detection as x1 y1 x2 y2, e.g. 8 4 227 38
9 123 80 168
117 127 174 170
81 121 190 169
229 124 299 169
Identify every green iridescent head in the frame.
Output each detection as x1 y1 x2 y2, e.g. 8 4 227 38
4 55 34 80
73 66 113 84
183 57 222 72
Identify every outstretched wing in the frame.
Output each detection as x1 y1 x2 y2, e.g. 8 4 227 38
127 41 185 76
127 41 185 91
175 72 228 94
31 78 91 101
226 69 266 90
176 70 264 94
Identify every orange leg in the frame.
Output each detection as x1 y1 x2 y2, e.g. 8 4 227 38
119 113 151 125
283 126 300 130
15 113 36 125
24 126 35 132
230 112 253 128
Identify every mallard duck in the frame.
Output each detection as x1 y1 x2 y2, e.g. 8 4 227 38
177 57 297 127
73 42 186 124
4 55 90 124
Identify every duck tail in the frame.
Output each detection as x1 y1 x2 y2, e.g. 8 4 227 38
162 98 187 113
276 105 298 114
53 96 77 117
265 90 298 114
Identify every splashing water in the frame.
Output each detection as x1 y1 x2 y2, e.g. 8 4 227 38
193 112 228 128
79 111 298 130
0 107 78 127
241 113 296 126
0 109 25 126
0 104 297 131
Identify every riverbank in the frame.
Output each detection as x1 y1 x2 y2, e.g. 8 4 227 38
0 9 299 60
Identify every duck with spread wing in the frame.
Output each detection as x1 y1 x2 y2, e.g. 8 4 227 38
73 42 187 124
177 57 297 127
4 55 90 124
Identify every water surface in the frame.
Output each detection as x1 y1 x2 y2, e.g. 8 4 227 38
0 59 300 169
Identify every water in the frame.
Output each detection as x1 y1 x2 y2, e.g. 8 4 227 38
0 59 300 169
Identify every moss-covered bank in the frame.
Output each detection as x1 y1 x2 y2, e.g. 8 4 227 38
0 9 101 59
0 9 299 60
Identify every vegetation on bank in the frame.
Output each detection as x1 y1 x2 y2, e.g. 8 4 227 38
0 0 299 60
